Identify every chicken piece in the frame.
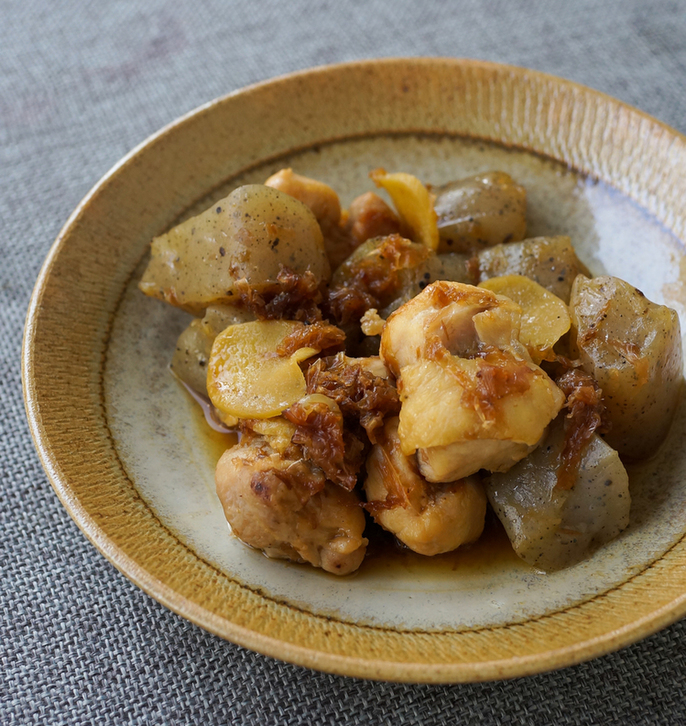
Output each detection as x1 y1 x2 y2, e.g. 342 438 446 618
347 191 402 244
215 437 368 575
364 418 486 555
486 414 630 571
265 168 358 268
381 281 564 482
265 168 342 230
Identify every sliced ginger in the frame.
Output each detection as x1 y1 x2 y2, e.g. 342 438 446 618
479 274 570 363
207 320 320 419
370 168 439 251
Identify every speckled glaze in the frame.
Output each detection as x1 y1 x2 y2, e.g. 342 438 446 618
23 59 686 682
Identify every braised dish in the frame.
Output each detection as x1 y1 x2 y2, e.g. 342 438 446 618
139 166 682 575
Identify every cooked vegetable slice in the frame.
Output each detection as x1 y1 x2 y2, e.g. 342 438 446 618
433 171 526 254
486 415 630 572
139 184 330 314
570 275 683 459
370 169 439 250
479 274 570 363
171 305 254 397
207 320 321 419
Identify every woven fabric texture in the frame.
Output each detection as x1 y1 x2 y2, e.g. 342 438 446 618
3 1 686 723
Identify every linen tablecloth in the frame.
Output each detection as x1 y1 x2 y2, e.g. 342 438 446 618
3 1 686 723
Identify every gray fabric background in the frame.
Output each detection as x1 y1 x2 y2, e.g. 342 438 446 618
3 1 686 723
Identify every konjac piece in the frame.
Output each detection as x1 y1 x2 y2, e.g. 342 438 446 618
476 236 589 303
171 304 255 397
569 274 683 459
139 184 331 314
433 171 526 254
486 414 630 571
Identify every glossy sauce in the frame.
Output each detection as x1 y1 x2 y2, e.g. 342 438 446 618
360 508 526 580
188 390 239 464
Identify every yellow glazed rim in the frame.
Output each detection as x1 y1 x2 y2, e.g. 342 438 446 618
22 58 686 683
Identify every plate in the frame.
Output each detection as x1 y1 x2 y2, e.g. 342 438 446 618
22 58 686 682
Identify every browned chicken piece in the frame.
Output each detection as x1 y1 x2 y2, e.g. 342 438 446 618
364 418 487 555
265 168 358 268
215 436 368 575
266 168 342 229
381 281 564 482
347 191 402 244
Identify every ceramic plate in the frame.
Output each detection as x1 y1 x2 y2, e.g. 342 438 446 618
23 59 686 682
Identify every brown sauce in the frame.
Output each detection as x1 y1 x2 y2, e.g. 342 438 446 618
360 508 525 579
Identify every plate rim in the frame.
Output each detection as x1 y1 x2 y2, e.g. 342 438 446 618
22 57 686 683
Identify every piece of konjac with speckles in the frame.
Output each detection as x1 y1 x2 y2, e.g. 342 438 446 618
380 281 564 482
139 184 331 315
433 171 527 254
570 275 683 460
485 414 630 572
476 236 589 303
215 436 368 575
